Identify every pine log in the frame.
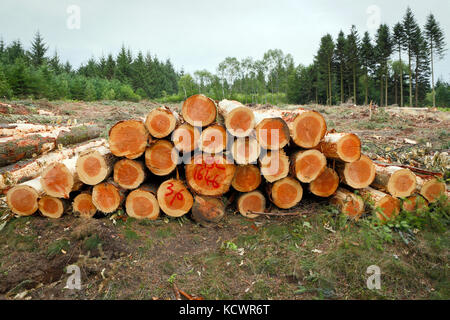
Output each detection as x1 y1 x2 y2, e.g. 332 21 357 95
76 145 115 185
268 177 303 209
237 190 266 218
416 176 446 203
217 100 255 137
315 132 361 162
41 157 83 198
359 187 400 222
0 138 106 190
92 180 126 214
336 154 376 189
113 159 146 189
171 123 200 153
0 123 55 137
6 177 44 216
330 188 365 219
371 165 417 198
192 195 225 224
401 194 428 212
231 165 262 192
0 125 101 166
230 136 261 165
38 196 68 219
72 193 97 218
125 185 160 220
199 124 228 154
109 119 149 159
291 149 327 183
310 167 340 197
157 179 193 217
181 94 217 127
255 117 290 150
145 140 179 176
185 154 236 196
260 149 290 183
145 107 178 138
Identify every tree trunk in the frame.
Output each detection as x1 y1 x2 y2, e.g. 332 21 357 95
359 187 400 222
156 179 194 217
408 49 413 107
335 154 376 189
430 42 435 108
331 188 364 219
353 66 357 105
340 65 344 104
72 192 97 218
416 176 446 203
237 190 266 218
268 177 303 209
309 167 339 197
231 165 261 192
181 94 217 127
314 132 361 162
192 195 225 225
145 106 178 138
109 119 149 159
113 159 146 189
91 179 126 214
399 45 403 107
76 145 115 185
259 149 290 183
145 140 178 176
290 149 326 183
217 100 255 137
199 124 228 154
38 196 68 219
371 165 417 198
0 123 57 137
125 185 160 220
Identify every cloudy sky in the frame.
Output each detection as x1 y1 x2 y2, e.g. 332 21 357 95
1 0 449 80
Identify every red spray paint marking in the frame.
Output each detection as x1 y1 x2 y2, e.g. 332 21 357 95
165 182 184 205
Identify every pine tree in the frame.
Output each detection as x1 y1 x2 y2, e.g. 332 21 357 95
393 23 405 106
335 31 347 104
402 7 419 106
116 45 132 84
316 34 335 105
360 32 374 105
49 50 61 74
105 54 115 80
411 26 430 106
375 24 392 106
345 25 360 104
425 14 447 107
29 31 48 67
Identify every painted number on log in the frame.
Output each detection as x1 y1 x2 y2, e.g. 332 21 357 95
165 182 184 205
193 162 225 189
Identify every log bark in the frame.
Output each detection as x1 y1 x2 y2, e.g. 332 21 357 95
72 192 97 218
255 117 290 150
41 157 83 198
259 149 290 183
416 176 446 203
145 140 179 176
113 159 146 189
268 177 303 209
315 132 361 162
92 179 126 214
336 154 376 189
76 145 115 185
0 138 106 190
237 190 266 218
371 165 417 198
171 123 200 153
125 185 160 220
157 179 193 217
230 136 260 165
181 94 217 127
109 119 149 159
0 125 101 166
359 187 400 222
145 107 178 138
401 194 428 212
38 196 68 219
330 188 364 219
199 123 228 154
185 154 236 196
290 149 327 183
231 165 262 192
6 177 44 216
0 123 56 137
217 100 255 137
309 167 340 197
192 195 225 225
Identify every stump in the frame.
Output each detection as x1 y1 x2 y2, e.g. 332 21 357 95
309 167 339 197
237 190 266 218
231 165 262 192
157 179 193 217
291 149 327 183
269 177 303 209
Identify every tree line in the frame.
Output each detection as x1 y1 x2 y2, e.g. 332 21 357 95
0 7 448 107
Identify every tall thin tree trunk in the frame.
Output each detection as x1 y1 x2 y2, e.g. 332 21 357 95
415 61 419 107
353 66 357 105
340 65 344 104
380 74 383 107
430 41 435 108
399 44 403 107
385 63 388 107
408 48 413 107
364 70 368 105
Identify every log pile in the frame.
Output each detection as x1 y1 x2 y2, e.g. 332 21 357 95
3 95 448 224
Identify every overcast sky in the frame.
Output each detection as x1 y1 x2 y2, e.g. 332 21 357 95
1 0 449 80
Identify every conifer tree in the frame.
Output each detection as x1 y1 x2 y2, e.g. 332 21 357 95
29 31 48 67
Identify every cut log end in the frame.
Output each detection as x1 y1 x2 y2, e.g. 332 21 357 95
199 124 227 154
171 124 200 153
109 120 149 159
255 118 290 150
360 187 400 222
157 179 193 217
145 140 178 176
260 150 290 183
73 193 97 218
232 165 262 192
38 196 65 219
6 185 39 216
270 177 303 209
185 155 236 196
231 137 260 165
419 178 446 203
317 132 361 162
145 107 177 138
387 169 417 198
237 191 266 219
402 195 428 212
310 167 339 197
192 196 225 224
92 182 124 214
292 150 326 183
76 150 112 185
331 188 364 219
291 111 327 148
41 163 74 198
114 159 145 189
182 94 217 127
341 155 375 189
125 188 160 220
225 106 255 137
